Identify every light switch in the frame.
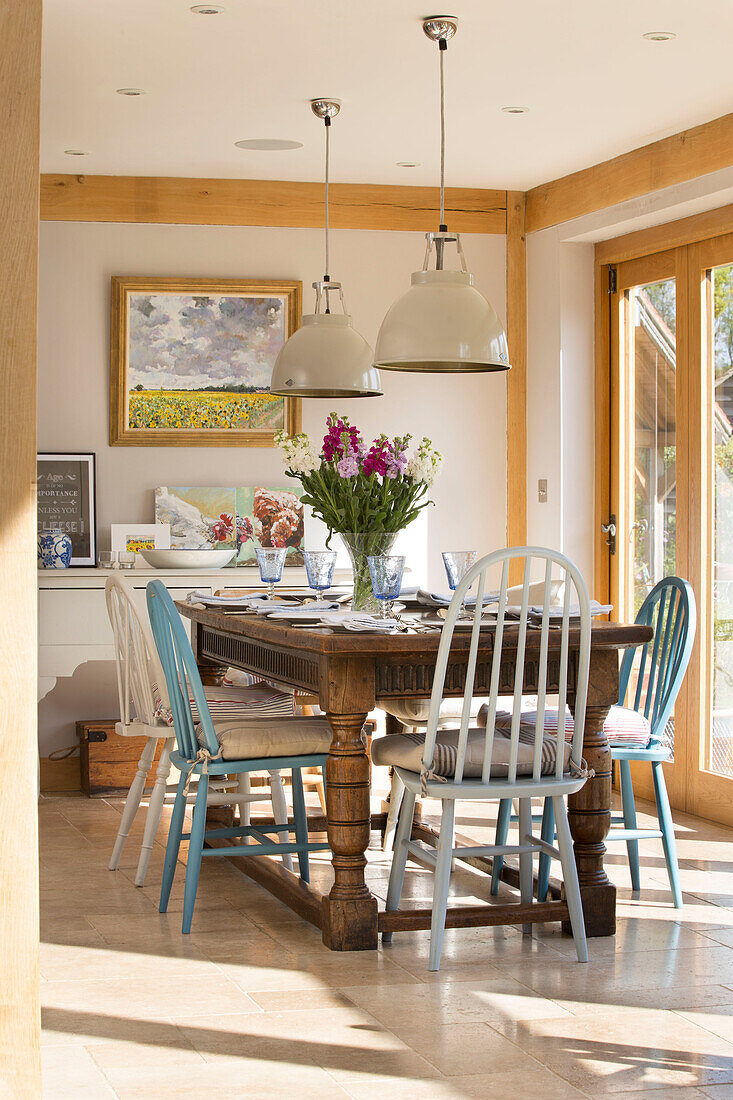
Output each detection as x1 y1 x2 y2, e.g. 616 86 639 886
538 479 548 503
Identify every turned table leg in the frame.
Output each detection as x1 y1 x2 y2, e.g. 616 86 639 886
321 711 378 950
567 693 616 937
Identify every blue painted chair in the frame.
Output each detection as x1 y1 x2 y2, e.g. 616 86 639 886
146 580 332 933
491 576 696 908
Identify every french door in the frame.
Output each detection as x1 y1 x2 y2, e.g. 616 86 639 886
599 231 733 825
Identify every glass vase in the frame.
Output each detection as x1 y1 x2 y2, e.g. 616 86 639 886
339 532 399 613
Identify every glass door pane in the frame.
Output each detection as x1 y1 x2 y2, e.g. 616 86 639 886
711 262 733 778
626 277 678 752
630 278 677 615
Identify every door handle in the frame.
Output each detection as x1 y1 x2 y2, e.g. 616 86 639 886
601 515 617 555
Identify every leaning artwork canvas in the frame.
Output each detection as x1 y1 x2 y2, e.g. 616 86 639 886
110 277 301 447
155 487 237 549
235 486 305 566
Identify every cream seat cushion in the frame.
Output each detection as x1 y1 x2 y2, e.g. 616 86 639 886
382 697 488 727
199 716 333 760
372 712 572 780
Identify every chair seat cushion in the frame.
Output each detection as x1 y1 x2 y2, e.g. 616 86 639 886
517 705 651 749
371 712 572 780
199 716 333 761
381 697 488 727
153 680 296 727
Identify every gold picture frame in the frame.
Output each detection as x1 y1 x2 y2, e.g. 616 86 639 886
110 276 302 447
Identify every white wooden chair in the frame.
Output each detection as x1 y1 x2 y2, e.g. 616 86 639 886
105 575 293 885
374 547 592 971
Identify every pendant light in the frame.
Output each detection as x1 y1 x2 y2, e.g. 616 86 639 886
374 17 510 374
270 100 382 398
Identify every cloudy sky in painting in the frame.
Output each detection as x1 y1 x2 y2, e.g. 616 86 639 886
128 293 286 391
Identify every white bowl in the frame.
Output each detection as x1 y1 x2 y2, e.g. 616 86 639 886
139 548 236 570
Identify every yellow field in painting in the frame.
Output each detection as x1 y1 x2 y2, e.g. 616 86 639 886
128 390 283 430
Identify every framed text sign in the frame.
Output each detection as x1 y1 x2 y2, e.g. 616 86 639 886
37 453 97 566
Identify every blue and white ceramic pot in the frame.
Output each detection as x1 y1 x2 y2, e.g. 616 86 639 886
38 530 73 569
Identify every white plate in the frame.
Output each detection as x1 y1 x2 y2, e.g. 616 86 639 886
140 548 236 569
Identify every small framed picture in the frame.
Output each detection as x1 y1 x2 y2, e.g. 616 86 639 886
37 453 97 567
110 523 171 555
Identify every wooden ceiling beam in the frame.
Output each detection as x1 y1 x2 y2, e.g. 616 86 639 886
526 112 733 234
40 174 507 234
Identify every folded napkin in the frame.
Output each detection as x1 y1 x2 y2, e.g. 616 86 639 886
318 611 398 633
500 600 613 622
265 600 342 618
399 587 499 609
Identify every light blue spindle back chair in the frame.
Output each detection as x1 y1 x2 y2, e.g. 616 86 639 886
378 547 592 972
495 576 695 907
146 580 330 933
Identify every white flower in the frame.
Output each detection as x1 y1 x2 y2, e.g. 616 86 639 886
407 437 443 486
275 431 320 475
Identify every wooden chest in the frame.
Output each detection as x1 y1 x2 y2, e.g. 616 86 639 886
76 720 166 797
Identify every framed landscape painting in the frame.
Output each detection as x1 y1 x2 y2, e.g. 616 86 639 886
110 276 301 447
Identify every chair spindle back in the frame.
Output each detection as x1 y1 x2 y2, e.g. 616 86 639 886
146 580 219 760
422 547 591 785
618 576 696 745
105 574 162 728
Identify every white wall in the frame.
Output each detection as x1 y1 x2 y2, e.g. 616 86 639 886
526 226 595 587
38 221 508 590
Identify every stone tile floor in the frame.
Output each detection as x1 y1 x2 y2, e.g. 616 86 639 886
39 786 733 1098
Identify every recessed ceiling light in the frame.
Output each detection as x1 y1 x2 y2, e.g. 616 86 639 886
234 139 304 151
64 149 89 156
396 161 421 168
501 106 529 114
190 4 225 11
116 87 146 96
642 30 676 41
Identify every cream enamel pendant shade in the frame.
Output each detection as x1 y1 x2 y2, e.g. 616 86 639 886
374 17 510 374
270 100 382 399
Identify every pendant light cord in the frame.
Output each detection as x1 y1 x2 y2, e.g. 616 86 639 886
439 39 446 231
324 117 331 289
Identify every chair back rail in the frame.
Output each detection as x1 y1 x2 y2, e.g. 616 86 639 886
105 574 165 728
618 577 696 744
421 547 591 786
146 579 219 760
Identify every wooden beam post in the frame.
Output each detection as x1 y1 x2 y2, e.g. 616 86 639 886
506 191 528 574
0 1 42 1094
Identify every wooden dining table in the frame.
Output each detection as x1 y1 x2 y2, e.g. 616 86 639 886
179 602 652 952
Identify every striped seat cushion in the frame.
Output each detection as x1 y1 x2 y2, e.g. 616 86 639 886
153 680 296 727
372 711 572 780
517 705 651 749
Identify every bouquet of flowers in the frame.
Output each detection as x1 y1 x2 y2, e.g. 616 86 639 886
275 414 443 609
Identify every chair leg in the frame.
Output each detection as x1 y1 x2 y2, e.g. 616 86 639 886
238 771 251 843
159 773 187 913
109 736 157 871
269 770 293 873
428 798 456 972
537 797 555 902
134 738 173 887
182 775 209 934
652 760 683 908
291 767 309 883
553 794 588 963
384 786 417 944
383 768 405 854
518 798 533 935
315 771 327 815
491 798 512 895
618 758 641 892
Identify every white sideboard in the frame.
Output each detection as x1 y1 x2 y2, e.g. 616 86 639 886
38 565 349 757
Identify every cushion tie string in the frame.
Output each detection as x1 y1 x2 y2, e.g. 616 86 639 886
182 746 222 797
569 756 594 780
420 766 448 797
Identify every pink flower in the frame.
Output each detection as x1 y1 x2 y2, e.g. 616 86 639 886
322 413 362 462
337 450 359 478
363 436 392 477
